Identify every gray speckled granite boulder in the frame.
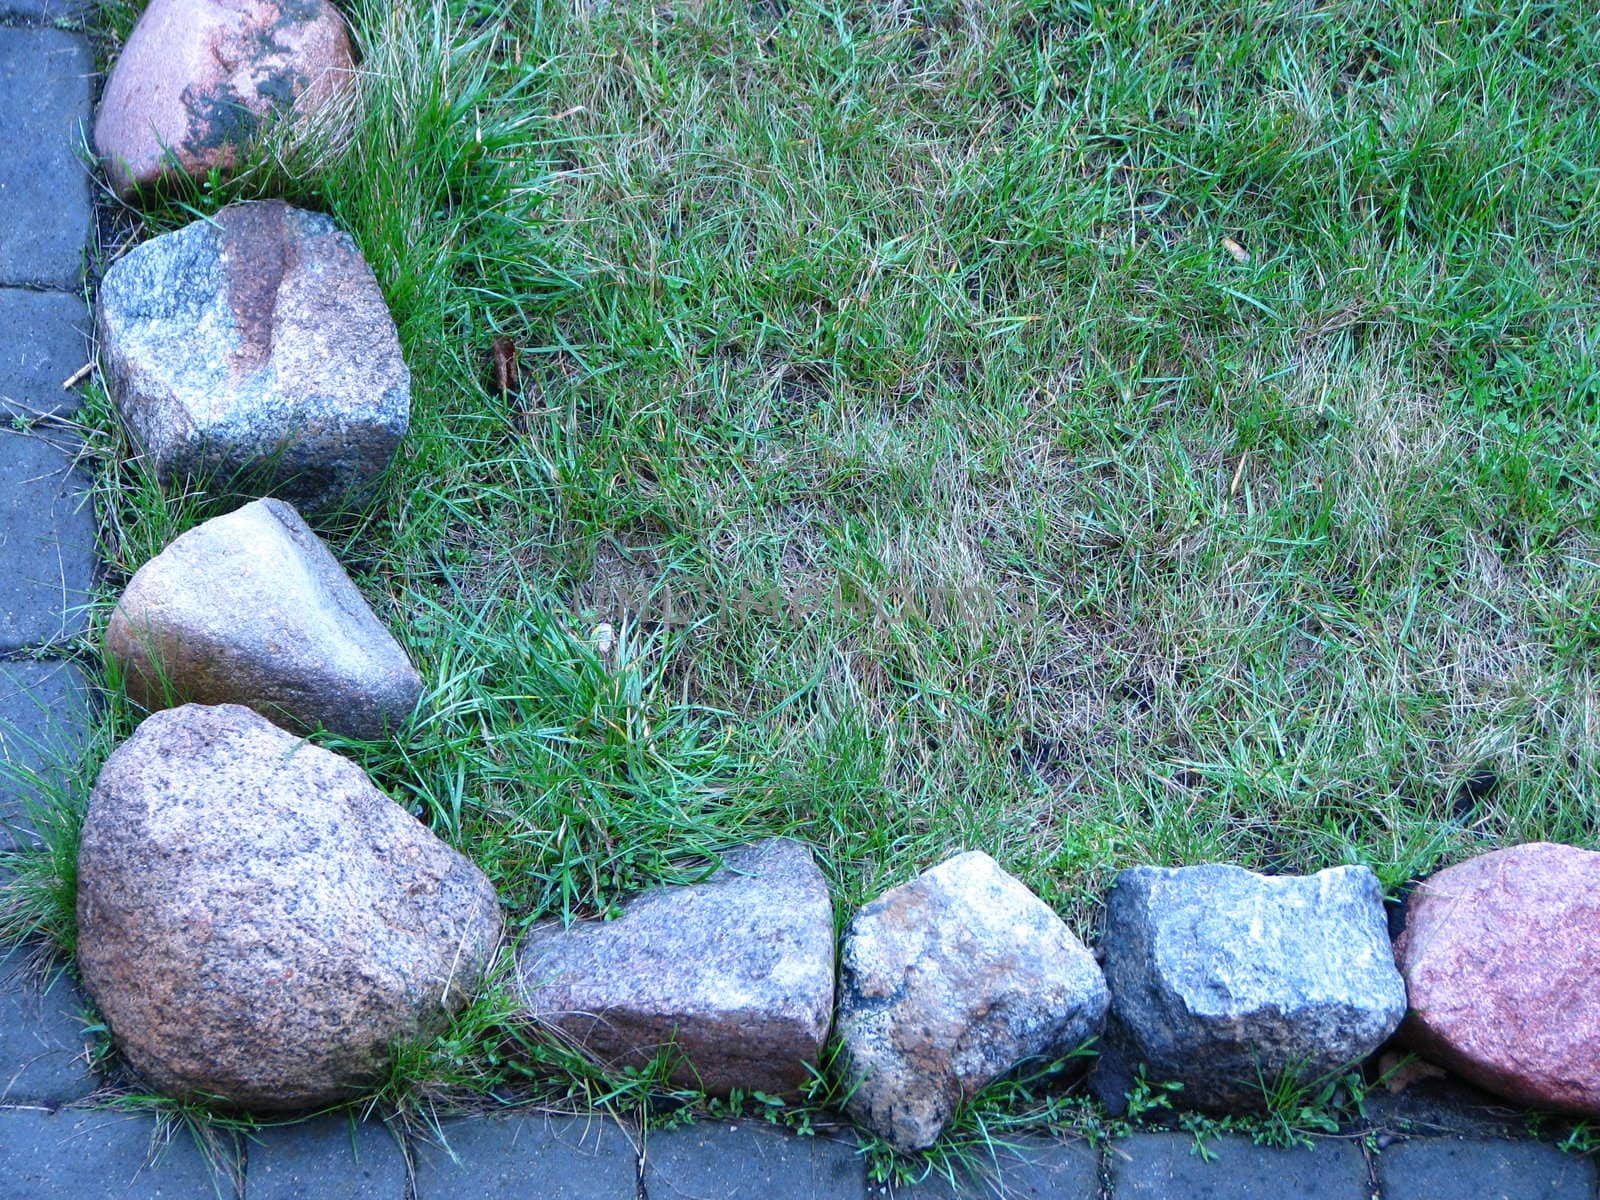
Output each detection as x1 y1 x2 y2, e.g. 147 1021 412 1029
106 498 422 740
76 703 501 1109
838 851 1108 1152
96 200 409 511
516 838 834 1097
1103 863 1406 1111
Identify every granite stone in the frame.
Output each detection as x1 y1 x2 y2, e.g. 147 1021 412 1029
77 704 502 1109
106 498 423 740
1395 843 1600 1115
517 837 835 1097
96 201 411 511
838 851 1108 1152
1102 863 1405 1111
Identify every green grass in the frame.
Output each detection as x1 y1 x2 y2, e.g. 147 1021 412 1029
4 0 1599 1168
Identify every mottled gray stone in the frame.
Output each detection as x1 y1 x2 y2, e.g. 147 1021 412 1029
94 0 355 198
644 1122 866 1200
245 1115 407 1200
1102 864 1406 1111
76 704 502 1109
0 659 90 849
0 1107 238 1198
885 1137 1098 1200
106 498 423 740
517 838 835 1097
97 201 410 511
0 432 96 651
0 960 96 1105
1109 1132 1368 1200
0 30 92 291
1374 1137 1597 1200
412 1114 637 1200
0 289 89 422
838 851 1108 1153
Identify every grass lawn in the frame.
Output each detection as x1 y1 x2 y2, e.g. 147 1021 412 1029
6 0 1599 1166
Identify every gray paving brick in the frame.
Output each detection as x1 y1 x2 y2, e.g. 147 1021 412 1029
0 288 89 422
1 658 90 847
0 0 95 22
1109 1132 1369 1200
413 1112 638 1200
0 431 96 651
0 29 92 291
885 1136 1098 1200
0 1106 241 1198
1374 1137 1596 1200
646 1122 865 1200
0 957 95 1105
245 1115 407 1200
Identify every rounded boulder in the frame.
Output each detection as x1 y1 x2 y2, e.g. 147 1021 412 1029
76 704 502 1109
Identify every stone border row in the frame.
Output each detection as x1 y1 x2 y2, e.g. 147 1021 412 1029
2 4 1598 1200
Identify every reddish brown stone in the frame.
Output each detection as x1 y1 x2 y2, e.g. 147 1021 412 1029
77 704 503 1109
94 0 354 197
1394 842 1600 1115
515 839 835 1098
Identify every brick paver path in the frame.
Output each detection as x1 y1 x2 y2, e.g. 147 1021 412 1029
0 8 1596 1200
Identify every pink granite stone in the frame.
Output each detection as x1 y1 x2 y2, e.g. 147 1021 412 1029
94 0 354 197
1394 842 1600 1115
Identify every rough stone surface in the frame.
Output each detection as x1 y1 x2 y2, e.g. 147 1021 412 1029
1394 842 1600 1116
885 1136 1098 1200
106 498 423 740
1102 863 1406 1111
1374 1137 1598 1200
0 1107 238 1198
0 961 96 1105
645 1123 867 1200
0 660 90 849
0 432 96 652
0 288 89 421
0 30 92 291
1109 1132 1369 1200
96 201 411 511
838 851 1109 1153
76 703 502 1109
246 1115 408 1200
516 838 835 1097
412 1115 637 1200
94 0 355 197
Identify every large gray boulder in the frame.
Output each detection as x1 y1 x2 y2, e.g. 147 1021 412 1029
1102 864 1406 1111
76 704 501 1109
515 838 834 1097
97 200 409 511
838 851 1108 1153
106 498 422 740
